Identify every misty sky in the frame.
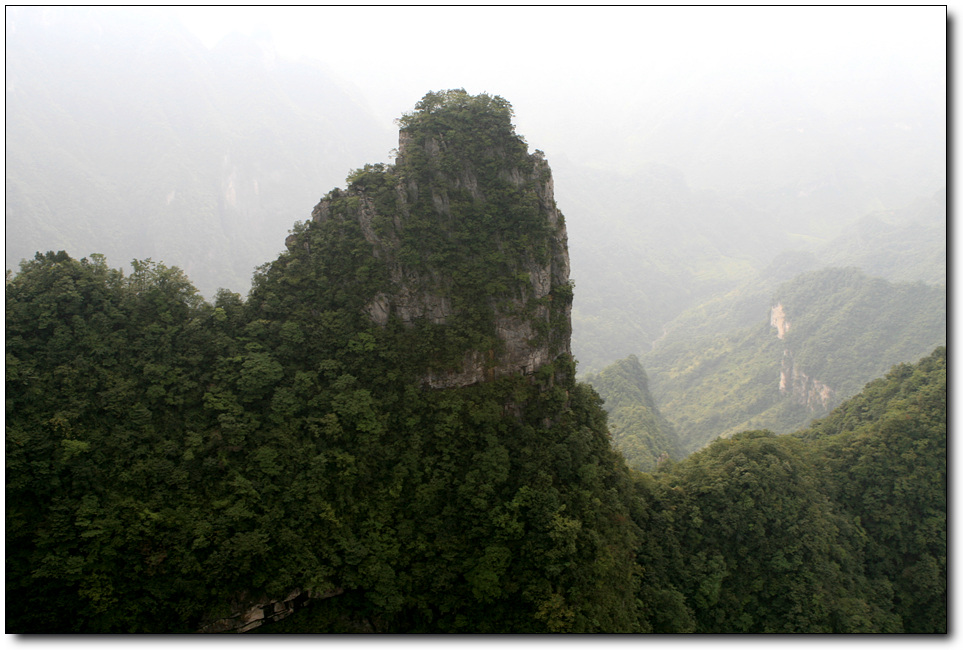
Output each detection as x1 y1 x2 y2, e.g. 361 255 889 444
5 4 948 301
170 5 946 181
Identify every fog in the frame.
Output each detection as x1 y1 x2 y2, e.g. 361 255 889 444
174 5 945 186
6 5 947 371
4 8 951 636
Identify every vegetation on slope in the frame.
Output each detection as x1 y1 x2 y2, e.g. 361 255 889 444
6 253 944 633
5 90 946 634
641 267 945 453
632 347 946 633
583 356 683 472
793 347 947 633
6 92 639 633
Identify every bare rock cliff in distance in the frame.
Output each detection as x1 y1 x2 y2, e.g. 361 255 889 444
286 89 573 388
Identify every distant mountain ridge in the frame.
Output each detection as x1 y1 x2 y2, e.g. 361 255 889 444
635 267 944 454
813 187 946 285
556 156 945 374
5 6 392 298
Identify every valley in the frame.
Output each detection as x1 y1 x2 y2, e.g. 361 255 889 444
4 7 946 634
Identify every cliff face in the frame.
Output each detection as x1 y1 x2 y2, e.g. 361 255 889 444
771 303 835 410
3 92 637 634
288 90 572 388
779 349 835 410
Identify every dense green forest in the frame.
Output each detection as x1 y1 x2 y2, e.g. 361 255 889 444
634 350 945 632
6 251 945 633
6 92 946 633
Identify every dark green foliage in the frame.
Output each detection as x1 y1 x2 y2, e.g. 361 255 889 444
584 355 683 471
9 250 942 634
5 249 638 632
796 348 947 632
632 348 946 633
6 252 225 631
6 89 945 635
250 369 642 633
636 431 898 632
6 93 637 633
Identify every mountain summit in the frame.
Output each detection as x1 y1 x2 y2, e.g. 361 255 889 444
284 89 572 388
6 90 640 632
5 90 945 635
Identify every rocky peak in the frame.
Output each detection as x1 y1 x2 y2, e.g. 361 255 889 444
287 90 572 388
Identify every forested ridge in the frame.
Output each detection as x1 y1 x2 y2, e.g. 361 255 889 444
634 347 945 632
583 356 683 472
5 92 946 633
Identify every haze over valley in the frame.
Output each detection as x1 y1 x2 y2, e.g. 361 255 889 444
5 6 947 633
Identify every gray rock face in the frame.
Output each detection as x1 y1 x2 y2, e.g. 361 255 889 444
296 130 571 389
779 349 835 411
197 587 343 633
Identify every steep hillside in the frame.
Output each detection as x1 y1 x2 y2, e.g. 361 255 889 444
583 356 683 472
6 91 641 633
640 267 945 453
632 347 946 633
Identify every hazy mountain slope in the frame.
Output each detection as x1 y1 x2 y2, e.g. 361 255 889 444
556 161 782 373
552 48 943 374
633 347 946 633
639 268 945 453
584 356 684 472
580 183 945 456
814 187 946 285
557 152 944 374
5 7 391 298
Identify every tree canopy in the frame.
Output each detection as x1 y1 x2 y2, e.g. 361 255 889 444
5 91 946 634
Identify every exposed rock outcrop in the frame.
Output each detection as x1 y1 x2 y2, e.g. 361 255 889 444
288 92 572 388
770 302 790 339
779 349 834 411
771 302 833 410
198 588 343 633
